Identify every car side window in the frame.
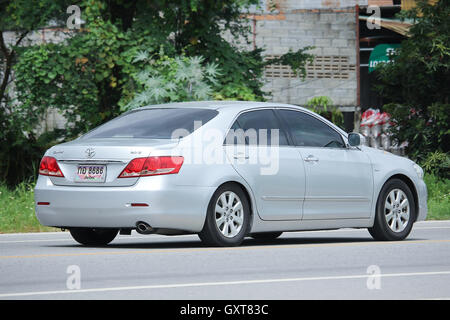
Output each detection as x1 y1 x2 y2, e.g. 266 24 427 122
225 109 288 146
278 109 345 148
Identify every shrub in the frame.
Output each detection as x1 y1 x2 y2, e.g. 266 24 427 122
421 151 450 180
375 1 450 162
122 51 219 110
424 174 450 220
306 96 344 129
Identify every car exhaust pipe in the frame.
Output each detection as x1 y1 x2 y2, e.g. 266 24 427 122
136 221 154 234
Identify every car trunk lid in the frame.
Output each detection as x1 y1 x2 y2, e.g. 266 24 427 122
47 138 179 187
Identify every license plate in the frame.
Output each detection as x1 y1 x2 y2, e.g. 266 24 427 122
75 165 106 183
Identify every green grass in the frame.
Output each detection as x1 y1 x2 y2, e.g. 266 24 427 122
424 174 450 220
0 182 57 233
0 174 449 233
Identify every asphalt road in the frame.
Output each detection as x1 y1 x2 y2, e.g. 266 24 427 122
0 220 450 300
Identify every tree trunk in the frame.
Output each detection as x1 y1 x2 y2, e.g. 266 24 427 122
0 31 27 105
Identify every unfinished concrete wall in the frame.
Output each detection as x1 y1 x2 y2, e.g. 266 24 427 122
241 0 367 106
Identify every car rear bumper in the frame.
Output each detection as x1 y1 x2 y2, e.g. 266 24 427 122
34 176 214 232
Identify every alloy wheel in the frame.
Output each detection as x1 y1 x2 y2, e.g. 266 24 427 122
215 191 244 238
384 188 410 233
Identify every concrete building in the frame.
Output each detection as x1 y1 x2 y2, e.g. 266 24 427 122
239 0 369 108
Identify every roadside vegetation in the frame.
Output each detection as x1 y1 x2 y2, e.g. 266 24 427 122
425 175 450 220
0 182 56 233
0 0 314 187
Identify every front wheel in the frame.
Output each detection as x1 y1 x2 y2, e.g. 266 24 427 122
70 228 118 246
198 184 250 247
368 179 416 241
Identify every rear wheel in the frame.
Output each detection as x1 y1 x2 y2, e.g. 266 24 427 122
69 228 118 246
251 232 282 240
198 184 250 247
368 178 416 241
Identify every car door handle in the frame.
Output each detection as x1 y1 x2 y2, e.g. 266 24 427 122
304 155 319 162
233 154 249 159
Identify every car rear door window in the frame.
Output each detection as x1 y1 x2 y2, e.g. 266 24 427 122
278 109 345 148
226 109 288 146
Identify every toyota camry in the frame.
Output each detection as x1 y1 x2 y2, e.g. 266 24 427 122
35 101 427 246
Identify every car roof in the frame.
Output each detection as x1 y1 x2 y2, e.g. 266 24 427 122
139 100 309 112
135 101 348 137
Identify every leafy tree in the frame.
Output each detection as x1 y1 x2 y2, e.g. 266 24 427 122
13 0 314 136
4 0 314 185
14 1 132 136
124 51 220 109
13 0 262 138
0 0 69 186
375 0 449 163
0 0 69 105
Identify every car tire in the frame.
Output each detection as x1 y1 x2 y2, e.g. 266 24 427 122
70 228 118 246
198 184 251 247
368 178 416 241
250 232 283 240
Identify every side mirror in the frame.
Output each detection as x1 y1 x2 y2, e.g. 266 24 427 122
348 133 365 147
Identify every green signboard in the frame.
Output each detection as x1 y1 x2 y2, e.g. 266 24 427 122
369 44 400 73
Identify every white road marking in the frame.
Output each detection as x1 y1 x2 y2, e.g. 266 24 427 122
416 220 450 224
415 226 450 230
1 270 450 298
0 232 65 237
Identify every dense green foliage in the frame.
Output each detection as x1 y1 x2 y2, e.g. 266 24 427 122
0 0 314 186
421 151 450 180
14 3 131 137
375 0 449 166
424 174 450 220
306 96 344 129
124 53 220 110
0 182 56 233
0 0 71 186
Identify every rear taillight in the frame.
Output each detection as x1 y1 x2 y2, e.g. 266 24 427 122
39 156 64 177
118 156 184 178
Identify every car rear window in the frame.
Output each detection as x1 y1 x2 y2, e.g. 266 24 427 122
81 108 218 139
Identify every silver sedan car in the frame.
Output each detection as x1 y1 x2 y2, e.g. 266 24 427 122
35 101 427 246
